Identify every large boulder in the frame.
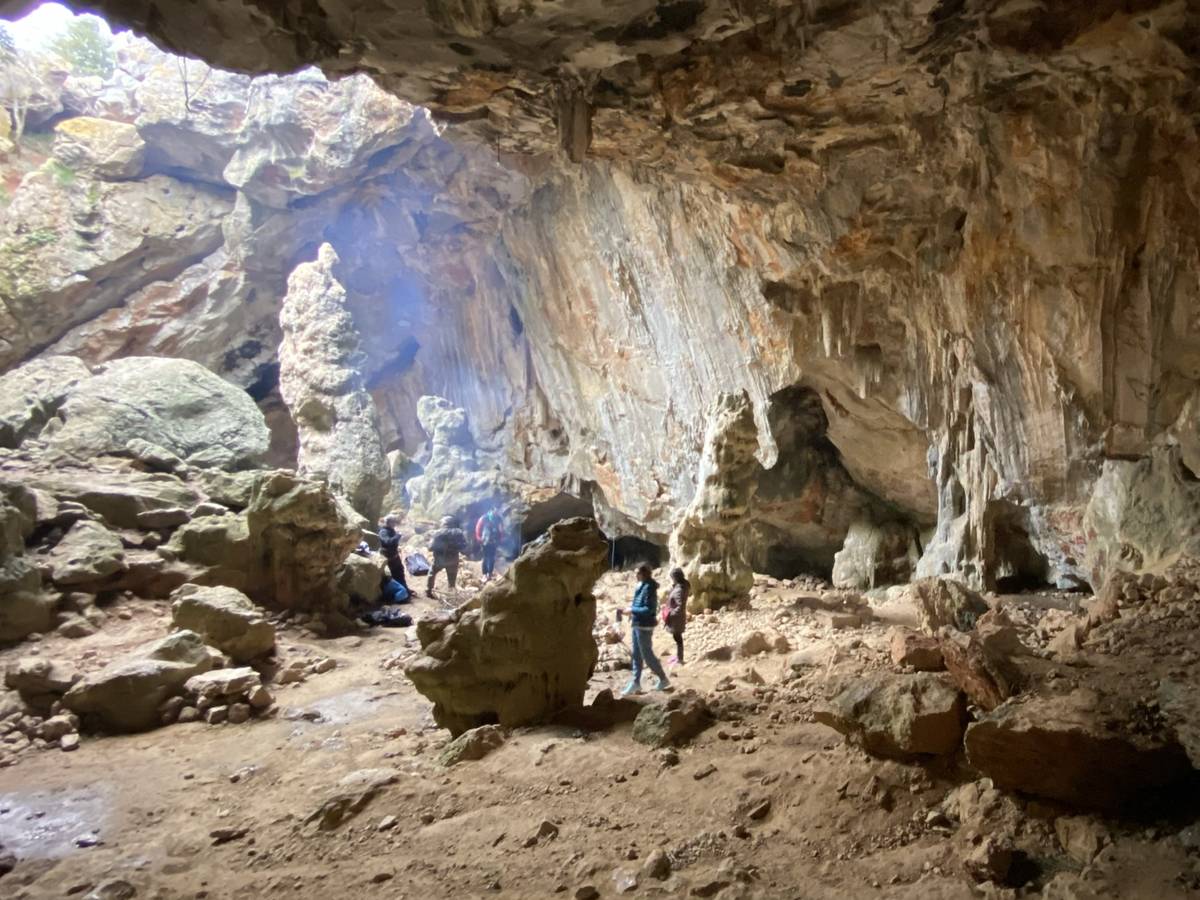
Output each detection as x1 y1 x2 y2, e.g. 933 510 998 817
406 518 608 735
631 694 712 747
0 356 92 449
164 470 361 619
170 583 275 662
889 627 945 671
165 512 253 586
906 577 990 634
814 672 967 758
0 559 53 644
5 658 79 710
48 357 269 469
63 630 221 732
337 552 382 605
278 244 389 521
48 520 128 587
964 689 1194 811
668 392 759 610
53 116 146 179
243 471 361 616
939 612 1029 711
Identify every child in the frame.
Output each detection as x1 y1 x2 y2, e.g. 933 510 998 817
622 564 671 695
665 567 689 665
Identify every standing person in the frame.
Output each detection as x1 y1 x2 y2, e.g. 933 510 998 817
622 564 671 695
665 567 690 665
428 516 467 598
377 515 407 590
475 506 505 582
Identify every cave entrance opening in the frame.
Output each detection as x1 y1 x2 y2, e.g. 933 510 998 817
608 535 663 570
757 542 833 582
519 491 594 543
517 490 665 571
989 501 1055 594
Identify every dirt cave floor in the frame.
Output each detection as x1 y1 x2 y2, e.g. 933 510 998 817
2 567 1199 900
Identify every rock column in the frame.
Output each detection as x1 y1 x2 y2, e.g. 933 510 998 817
278 243 389 521
669 392 759 610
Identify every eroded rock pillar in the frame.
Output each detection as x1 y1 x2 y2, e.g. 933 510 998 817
406 517 607 735
668 392 759 610
278 243 389 521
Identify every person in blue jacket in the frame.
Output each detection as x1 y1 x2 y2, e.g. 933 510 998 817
378 572 410 604
621 564 671 695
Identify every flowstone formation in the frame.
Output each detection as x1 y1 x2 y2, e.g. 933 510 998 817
402 395 506 527
406 517 608 735
279 243 389 521
669 393 758 610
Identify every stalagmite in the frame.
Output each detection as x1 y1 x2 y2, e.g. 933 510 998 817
278 243 390 522
669 393 759 610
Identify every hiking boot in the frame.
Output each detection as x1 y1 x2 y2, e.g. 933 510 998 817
654 676 671 692
620 680 641 696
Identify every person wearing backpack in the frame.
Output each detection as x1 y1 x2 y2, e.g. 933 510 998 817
621 564 671 695
475 507 505 581
427 516 467 598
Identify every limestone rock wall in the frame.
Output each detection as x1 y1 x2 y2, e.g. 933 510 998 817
7 2 1200 592
1 30 534 470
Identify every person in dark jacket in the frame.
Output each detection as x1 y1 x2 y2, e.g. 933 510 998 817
665 567 689 665
621 564 670 695
428 516 468 597
378 516 407 588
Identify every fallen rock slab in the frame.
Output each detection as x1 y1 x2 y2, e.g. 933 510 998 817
171 583 275 662
907 577 989 634
183 667 261 706
63 630 220 732
814 672 966 758
939 630 1023 711
307 768 400 831
49 520 128 586
5 657 79 697
964 689 1194 811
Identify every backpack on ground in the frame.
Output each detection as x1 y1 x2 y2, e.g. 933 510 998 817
361 607 413 628
405 552 431 576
